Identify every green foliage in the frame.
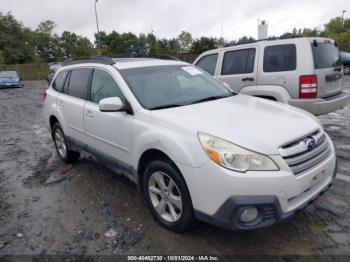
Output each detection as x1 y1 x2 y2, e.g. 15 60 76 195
1 11 350 64
177 31 193 50
190 37 218 54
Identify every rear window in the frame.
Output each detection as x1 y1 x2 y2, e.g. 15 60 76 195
67 68 92 100
263 44 296 72
222 48 256 75
312 42 341 69
52 71 68 93
195 54 218 76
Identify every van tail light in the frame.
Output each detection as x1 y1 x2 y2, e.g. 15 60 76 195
43 90 48 100
299 75 317 99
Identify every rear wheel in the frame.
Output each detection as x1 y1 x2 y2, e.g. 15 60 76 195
52 122 79 163
143 160 194 232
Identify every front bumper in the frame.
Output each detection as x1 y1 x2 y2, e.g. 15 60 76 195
0 83 23 88
177 136 337 231
195 167 336 231
288 91 350 115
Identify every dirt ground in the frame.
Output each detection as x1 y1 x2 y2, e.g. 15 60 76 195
0 77 350 258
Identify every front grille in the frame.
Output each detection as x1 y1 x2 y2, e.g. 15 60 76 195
279 129 331 175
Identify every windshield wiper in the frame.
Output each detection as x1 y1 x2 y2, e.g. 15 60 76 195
188 94 234 105
149 104 184 110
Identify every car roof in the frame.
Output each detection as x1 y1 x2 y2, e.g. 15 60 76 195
199 37 335 56
60 58 189 71
113 58 188 70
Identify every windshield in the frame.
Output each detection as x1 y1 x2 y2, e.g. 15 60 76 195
119 65 233 110
0 71 18 78
311 42 341 69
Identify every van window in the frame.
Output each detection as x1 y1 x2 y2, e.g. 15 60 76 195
312 42 341 69
90 69 126 104
67 68 92 100
52 71 68 93
195 54 218 75
263 44 296 72
222 48 256 75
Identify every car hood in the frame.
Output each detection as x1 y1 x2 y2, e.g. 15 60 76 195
150 95 321 155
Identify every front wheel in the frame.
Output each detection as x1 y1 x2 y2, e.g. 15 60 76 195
143 160 194 232
344 65 350 75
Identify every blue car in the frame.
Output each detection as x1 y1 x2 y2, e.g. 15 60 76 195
0 71 23 88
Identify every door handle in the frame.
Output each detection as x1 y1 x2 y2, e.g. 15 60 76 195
242 77 255 82
85 110 94 118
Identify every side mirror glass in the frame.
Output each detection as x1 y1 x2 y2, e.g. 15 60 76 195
99 97 124 112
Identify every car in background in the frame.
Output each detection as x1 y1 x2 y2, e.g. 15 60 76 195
194 37 350 115
47 62 62 84
340 51 350 75
0 71 23 88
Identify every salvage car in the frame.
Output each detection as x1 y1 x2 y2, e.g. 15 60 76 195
194 37 350 115
0 71 23 88
43 57 337 232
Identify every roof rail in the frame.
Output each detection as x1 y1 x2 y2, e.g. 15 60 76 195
223 35 305 48
115 53 180 61
62 56 115 66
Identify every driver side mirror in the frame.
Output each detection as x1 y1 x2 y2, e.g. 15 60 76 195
99 97 124 112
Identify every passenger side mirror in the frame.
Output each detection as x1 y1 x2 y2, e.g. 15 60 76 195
99 97 124 112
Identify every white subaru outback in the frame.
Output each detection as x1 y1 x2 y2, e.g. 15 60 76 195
43 57 337 232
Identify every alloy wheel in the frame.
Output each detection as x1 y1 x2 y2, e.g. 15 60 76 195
148 171 183 223
54 128 67 158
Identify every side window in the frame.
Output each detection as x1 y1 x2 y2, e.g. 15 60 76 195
195 54 218 76
263 44 296 72
221 48 256 75
52 71 68 93
67 68 92 100
90 69 126 104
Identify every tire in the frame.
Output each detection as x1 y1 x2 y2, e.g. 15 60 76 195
52 122 79 163
143 160 194 232
344 66 350 75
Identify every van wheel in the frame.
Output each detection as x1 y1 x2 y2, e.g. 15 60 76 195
52 123 79 163
143 160 194 232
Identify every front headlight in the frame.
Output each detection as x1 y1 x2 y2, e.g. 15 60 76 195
198 132 279 172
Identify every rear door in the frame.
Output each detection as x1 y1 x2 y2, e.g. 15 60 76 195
57 68 92 145
311 40 343 98
216 46 258 93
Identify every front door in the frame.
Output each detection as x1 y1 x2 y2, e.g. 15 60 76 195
83 68 133 170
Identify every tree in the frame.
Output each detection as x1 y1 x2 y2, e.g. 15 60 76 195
36 20 56 36
236 36 256 44
177 31 192 51
0 12 35 64
190 37 217 54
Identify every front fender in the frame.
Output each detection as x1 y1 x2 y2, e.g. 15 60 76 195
132 125 208 169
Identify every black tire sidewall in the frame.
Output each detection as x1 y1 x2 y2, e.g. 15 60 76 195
52 122 69 161
143 160 194 232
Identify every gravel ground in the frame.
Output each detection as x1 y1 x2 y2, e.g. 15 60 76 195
0 78 350 258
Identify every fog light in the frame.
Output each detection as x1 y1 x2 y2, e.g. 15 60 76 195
240 207 259 223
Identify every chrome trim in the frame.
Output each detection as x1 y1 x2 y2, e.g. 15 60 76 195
279 129 331 175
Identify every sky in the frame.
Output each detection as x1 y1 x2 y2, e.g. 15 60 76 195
0 0 348 41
